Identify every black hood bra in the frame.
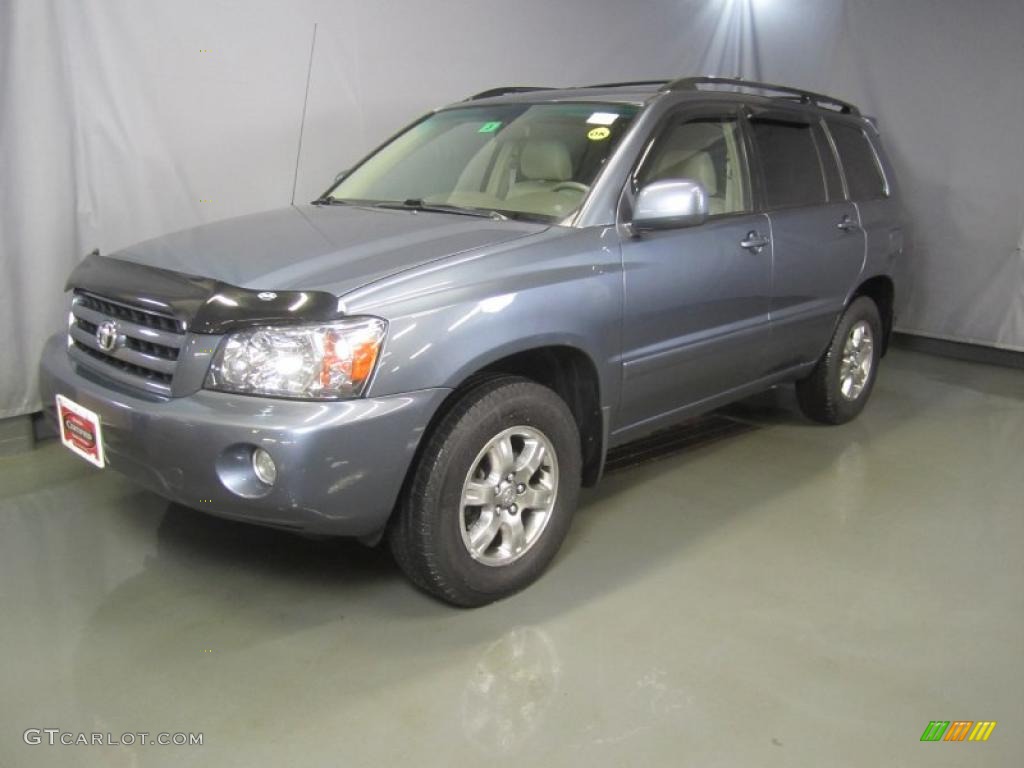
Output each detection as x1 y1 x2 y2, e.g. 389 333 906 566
67 252 343 335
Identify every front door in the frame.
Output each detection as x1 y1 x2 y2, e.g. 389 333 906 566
616 108 772 435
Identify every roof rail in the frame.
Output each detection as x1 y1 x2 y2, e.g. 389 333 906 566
580 80 671 89
466 86 555 101
662 76 860 115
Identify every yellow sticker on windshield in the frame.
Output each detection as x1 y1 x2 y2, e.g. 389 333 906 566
587 126 611 141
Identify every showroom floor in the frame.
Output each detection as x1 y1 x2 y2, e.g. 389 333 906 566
1 348 1021 767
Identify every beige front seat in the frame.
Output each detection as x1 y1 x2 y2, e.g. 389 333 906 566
655 150 725 215
507 140 572 198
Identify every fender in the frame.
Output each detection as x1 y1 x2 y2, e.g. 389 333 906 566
345 227 625 413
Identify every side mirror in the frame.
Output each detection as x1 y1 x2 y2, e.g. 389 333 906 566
333 170 348 183
632 179 709 231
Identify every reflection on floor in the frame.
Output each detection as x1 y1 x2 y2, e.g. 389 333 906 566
1 349 1021 767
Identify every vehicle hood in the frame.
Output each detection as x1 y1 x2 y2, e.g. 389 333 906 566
110 204 549 296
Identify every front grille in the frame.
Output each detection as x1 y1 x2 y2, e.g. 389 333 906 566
68 291 185 396
75 292 182 333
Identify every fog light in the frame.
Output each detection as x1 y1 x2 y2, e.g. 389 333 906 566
252 448 277 486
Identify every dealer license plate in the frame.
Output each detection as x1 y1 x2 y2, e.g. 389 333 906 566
56 394 105 468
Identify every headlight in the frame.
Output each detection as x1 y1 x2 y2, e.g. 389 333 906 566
205 318 387 399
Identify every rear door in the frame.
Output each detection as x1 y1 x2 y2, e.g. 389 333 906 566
825 118 900 283
616 105 772 434
746 109 866 370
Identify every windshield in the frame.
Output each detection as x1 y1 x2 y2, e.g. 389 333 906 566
326 102 640 222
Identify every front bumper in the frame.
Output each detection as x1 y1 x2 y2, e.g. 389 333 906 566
39 334 449 537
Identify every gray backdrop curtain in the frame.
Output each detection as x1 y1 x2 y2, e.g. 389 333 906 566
2 0 1022 417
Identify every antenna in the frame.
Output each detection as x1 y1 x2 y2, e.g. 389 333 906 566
290 23 318 206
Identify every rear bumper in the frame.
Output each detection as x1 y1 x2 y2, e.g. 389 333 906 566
39 333 448 537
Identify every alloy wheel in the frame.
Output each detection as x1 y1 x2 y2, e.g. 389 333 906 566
459 426 559 566
839 320 874 400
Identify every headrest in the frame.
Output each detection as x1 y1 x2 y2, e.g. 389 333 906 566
678 152 718 196
520 140 572 181
655 150 718 196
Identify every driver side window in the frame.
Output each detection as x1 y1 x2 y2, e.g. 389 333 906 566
638 116 748 216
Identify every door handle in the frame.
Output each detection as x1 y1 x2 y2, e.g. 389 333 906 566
740 231 770 252
837 215 859 232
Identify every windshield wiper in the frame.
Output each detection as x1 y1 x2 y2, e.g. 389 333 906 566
310 197 351 206
315 197 546 222
374 199 507 221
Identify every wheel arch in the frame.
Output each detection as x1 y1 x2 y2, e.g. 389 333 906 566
401 341 606 511
468 345 605 488
850 274 895 354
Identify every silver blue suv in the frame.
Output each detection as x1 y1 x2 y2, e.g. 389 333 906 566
40 77 901 606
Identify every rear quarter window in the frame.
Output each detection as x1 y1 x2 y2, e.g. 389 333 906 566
828 121 888 201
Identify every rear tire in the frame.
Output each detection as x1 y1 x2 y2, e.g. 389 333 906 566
389 376 581 607
796 296 882 425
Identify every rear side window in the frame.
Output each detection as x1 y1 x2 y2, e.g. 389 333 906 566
828 121 887 200
748 117 827 209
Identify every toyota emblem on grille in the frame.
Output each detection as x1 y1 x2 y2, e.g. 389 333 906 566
95 320 121 352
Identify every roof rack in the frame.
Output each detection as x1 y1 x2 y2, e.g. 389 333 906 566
661 76 860 115
466 86 555 101
466 81 669 101
580 80 671 89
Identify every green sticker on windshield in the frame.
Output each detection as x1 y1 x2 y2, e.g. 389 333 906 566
478 121 502 133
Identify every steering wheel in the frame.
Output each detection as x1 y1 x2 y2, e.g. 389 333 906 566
551 182 590 194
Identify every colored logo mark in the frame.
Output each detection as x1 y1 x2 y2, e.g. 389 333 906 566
478 121 502 133
587 126 611 141
920 720 997 742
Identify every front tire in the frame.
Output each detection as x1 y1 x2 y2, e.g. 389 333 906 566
389 376 582 607
796 296 882 425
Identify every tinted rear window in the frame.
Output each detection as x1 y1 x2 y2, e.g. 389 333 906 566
749 118 827 209
828 122 887 200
